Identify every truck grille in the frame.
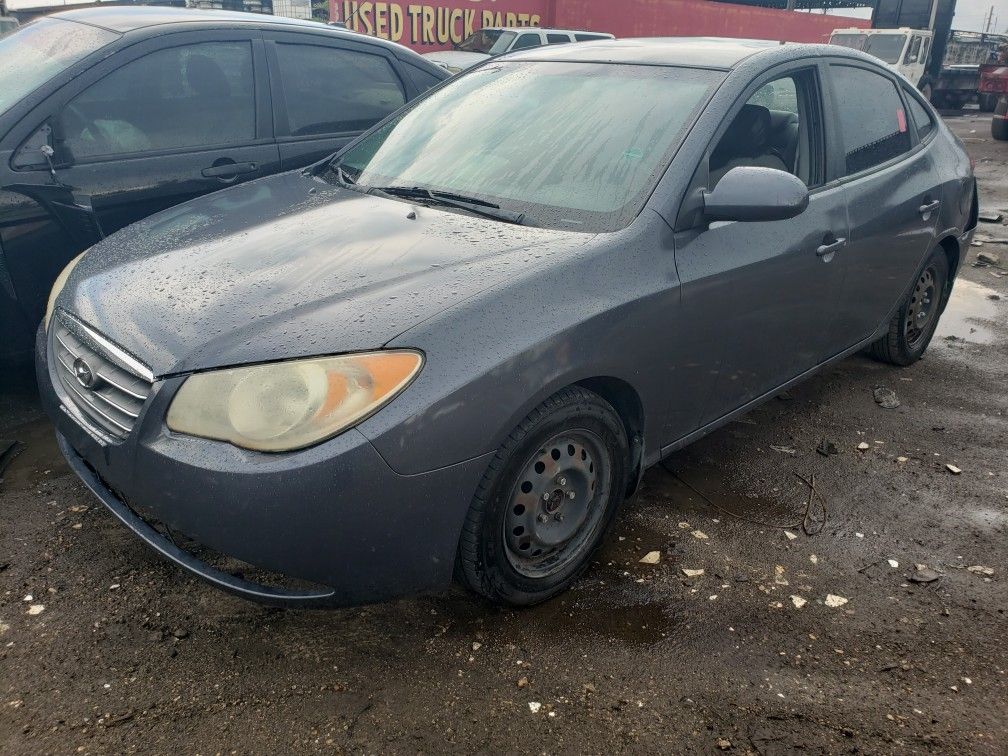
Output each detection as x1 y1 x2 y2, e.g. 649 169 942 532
51 311 154 442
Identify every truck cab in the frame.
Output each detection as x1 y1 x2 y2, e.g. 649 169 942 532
830 27 932 93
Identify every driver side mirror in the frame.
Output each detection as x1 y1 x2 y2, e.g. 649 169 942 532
702 166 809 223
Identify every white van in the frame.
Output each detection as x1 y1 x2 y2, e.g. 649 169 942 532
830 27 932 96
424 27 614 73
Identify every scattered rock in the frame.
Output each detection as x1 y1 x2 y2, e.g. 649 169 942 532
26 604 44 616
824 594 848 608
976 252 1000 266
691 530 709 541
681 568 705 578
770 445 797 455
967 565 994 576
873 387 900 409
810 554 818 564
910 566 941 584
897 456 909 463
171 628 189 639
946 464 962 475
471 642 481 651
989 293 1001 300
784 530 798 541
791 595 807 609
888 559 900 569
816 439 839 456
528 701 542 714
517 676 528 689
677 521 691 530
857 442 871 451
978 210 1004 223
639 551 661 565
716 737 733 750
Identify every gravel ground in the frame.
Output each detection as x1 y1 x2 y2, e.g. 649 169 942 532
1 114 1006 755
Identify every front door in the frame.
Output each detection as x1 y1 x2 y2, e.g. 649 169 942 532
0 30 280 327
672 66 849 432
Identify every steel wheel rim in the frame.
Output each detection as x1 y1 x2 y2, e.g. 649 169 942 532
904 265 939 348
503 429 611 579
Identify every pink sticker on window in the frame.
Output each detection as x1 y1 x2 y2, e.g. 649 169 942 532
897 108 908 133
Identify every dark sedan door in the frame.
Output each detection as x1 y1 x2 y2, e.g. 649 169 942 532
826 62 942 345
264 32 411 170
0 30 279 328
673 66 849 432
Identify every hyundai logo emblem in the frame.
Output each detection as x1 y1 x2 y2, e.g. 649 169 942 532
73 357 96 389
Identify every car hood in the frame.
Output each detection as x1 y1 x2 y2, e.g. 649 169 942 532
61 170 586 377
421 50 489 70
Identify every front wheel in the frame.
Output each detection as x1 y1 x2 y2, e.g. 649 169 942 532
456 387 629 606
869 249 949 366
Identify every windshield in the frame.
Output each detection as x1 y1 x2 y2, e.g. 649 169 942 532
333 61 722 232
830 33 867 51
488 31 518 55
457 29 504 54
864 34 908 64
0 18 117 112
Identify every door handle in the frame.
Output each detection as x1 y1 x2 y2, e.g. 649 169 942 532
201 161 257 179
919 199 940 216
816 237 847 257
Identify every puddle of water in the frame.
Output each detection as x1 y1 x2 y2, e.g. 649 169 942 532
935 279 1002 345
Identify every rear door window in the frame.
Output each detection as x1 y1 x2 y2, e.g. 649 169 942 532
547 34 572 44
510 33 542 51
275 44 405 136
903 86 935 140
61 41 255 160
830 65 912 175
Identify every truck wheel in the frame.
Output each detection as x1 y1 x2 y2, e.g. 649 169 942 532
979 94 997 113
930 90 948 109
993 114 1008 141
870 249 949 367
456 387 629 606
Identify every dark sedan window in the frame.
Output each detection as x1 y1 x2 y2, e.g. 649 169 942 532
62 42 255 160
401 61 444 93
831 65 911 175
336 62 723 232
276 44 406 136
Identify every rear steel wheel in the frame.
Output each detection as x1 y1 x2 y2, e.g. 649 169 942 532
903 266 939 349
870 249 949 366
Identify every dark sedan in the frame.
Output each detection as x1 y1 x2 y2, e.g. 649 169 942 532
38 38 977 608
0 7 447 361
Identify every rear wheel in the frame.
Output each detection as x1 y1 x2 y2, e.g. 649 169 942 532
993 113 1008 141
979 94 997 113
870 249 949 366
456 387 629 606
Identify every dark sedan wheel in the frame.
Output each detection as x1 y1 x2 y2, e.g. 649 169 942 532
457 387 629 606
870 249 949 366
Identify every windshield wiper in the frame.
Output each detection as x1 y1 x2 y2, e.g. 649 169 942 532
369 185 524 225
332 162 358 188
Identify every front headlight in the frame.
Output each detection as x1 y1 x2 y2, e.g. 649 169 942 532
44 251 86 331
166 351 423 452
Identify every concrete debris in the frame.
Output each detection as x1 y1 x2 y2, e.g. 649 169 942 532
681 568 705 578
810 554 818 564
791 595 807 609
816 439 839 456
692 530 709 540
888 559 900 569
946 464 962 475
26 605 44 616
824 594 848 608
784 530 798 541
978 210 1004 223
967 565 994 576
639 551 661 565
528 701 542 714
910 566 941 583
857 442 871 451
873 387 900 409
976 252 1000 266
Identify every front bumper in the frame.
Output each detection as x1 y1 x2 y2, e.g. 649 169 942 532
36 325 490 607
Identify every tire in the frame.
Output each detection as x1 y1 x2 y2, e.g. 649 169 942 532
979 94 997 113
456 386 629 606
993 115 1008 142
869 249 950 366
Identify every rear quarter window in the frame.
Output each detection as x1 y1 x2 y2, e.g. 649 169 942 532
902 86 935 141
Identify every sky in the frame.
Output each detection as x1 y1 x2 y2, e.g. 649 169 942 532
5 0 1007 33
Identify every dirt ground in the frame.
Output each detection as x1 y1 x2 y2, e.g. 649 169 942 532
1 113 1006 755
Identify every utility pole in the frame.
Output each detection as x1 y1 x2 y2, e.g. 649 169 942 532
983 5 994 34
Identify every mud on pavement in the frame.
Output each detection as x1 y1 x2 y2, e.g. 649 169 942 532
1 114 1006 754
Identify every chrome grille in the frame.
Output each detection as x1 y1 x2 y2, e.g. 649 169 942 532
51 311 154 442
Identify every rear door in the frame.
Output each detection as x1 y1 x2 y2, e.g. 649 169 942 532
826 61 942 346
264 32 409 170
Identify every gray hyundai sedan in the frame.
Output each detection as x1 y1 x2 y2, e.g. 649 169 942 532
38 38 977 608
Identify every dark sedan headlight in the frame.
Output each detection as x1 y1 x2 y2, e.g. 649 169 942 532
166 351 423 452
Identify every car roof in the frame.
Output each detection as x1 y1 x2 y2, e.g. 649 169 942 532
49 6 404 53
483 27 613 36
504 36 863 69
